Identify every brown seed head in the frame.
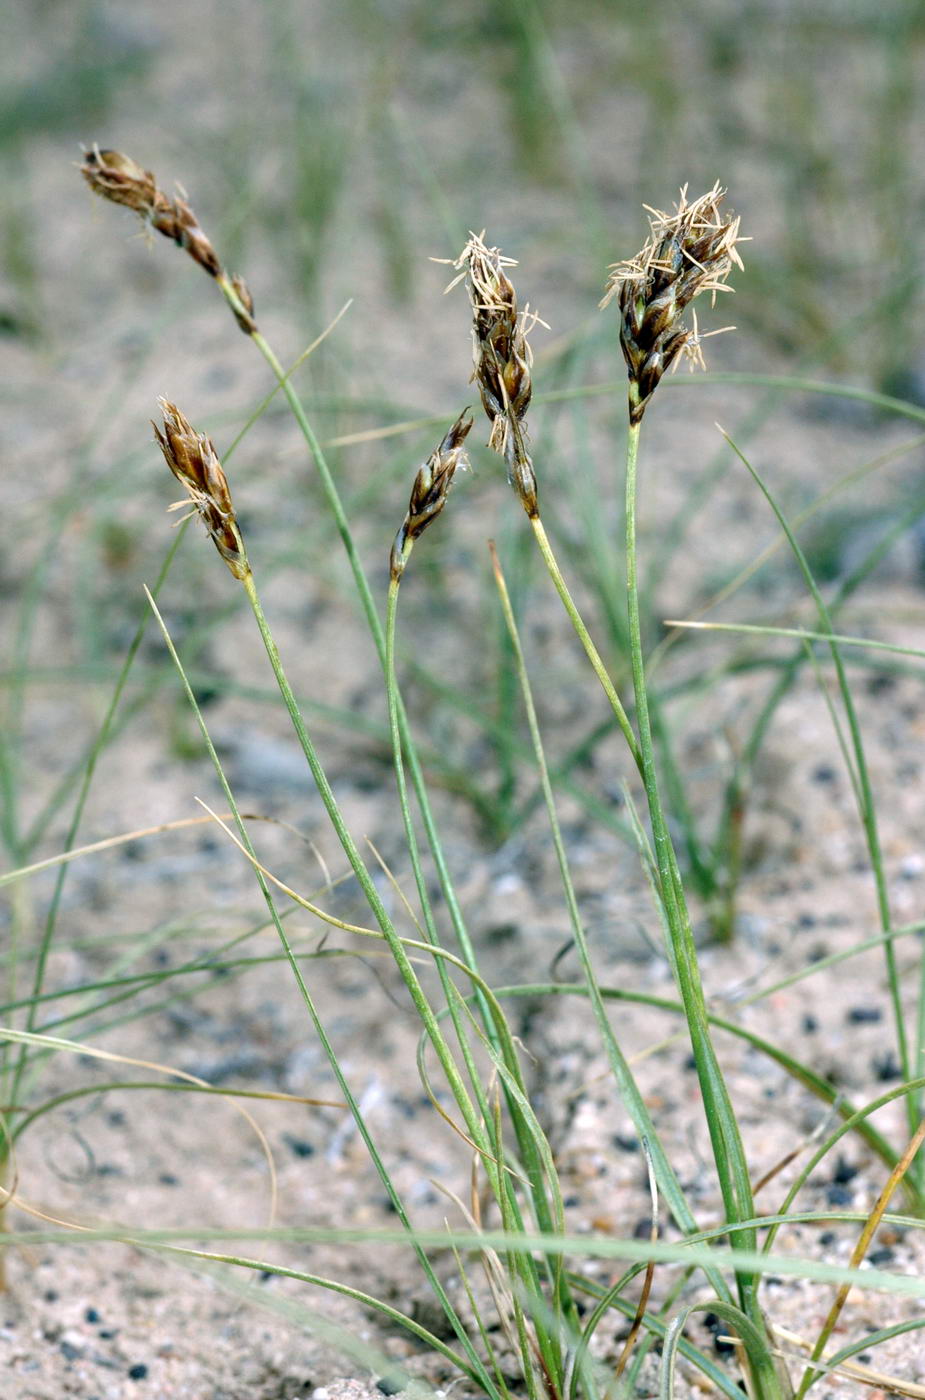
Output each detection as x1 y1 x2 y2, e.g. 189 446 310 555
81 145 232 300
390 410 474 581
81 146 160 217
153 400 249 581
443 232 543 517
150 192 222 278
601 184 744 423
227 273 258 333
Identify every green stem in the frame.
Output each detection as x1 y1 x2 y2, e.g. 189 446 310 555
529 517 641 772
723 436 912 1159
240 571 490 1165
147 586 498 1397
623 415 766 1348
238 315 490 1013
3 526 189 1130
386 564 570 1391
489 546 733 1308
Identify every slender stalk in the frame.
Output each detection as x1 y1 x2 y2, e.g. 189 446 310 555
239 570 490 1166
488 544 733 1304
230 303 491 1018
386 563 572 1391
384 577 496 1105
623 416 768 1356
796 1115 925 1399
146 588 499 1397
720 434 915 1179
2 527 190 1146
529 517 641 771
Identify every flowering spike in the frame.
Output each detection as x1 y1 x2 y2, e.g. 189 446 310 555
602 184 744 423
81 145 256 330
442 232 544 518
153 400 249 581
390 410 474 581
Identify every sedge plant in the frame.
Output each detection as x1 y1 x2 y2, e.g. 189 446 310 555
440 199 787 1395
49 149 925 1396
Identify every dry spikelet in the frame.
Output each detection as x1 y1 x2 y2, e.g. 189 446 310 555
153 400 250 581
442 232 543 518
81 145 256 331
602 183 744 424
390 410 474 581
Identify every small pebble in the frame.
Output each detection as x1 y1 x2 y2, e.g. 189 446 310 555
812 764 836 784
283 1135 315 1159
702 1312 735 1356
376 1376 404 1396
872 1051 901 1081
847 1005 882 1024
127 1363 148 1381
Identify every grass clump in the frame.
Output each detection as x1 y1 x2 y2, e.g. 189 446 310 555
2 144 925 1400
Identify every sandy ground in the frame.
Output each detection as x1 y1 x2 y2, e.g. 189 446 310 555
4 3 925 1397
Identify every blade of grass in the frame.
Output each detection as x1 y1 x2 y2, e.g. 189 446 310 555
488 542 733 1301
144 587 501 1398
719 427 912 1162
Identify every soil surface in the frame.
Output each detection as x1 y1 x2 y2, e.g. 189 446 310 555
4 4 925 1397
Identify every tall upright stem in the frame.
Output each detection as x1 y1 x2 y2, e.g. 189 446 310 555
240 571 491 1170
241 325 486 994
623 415 768 1349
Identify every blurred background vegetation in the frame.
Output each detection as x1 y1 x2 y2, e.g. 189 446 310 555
4 0 924 379
3 0 925 897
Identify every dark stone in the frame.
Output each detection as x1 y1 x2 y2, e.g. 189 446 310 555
702 1312 735 1356
847 1005 882 1024
127 1363 148 1380
872 1051 902 1081
283 1135 315 1159
484 922 519 945
85 1308 101 1324
812 764 836 784
376 1376 404 1395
